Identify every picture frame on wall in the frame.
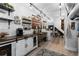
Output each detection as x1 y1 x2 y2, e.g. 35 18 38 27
77 23 79 37
61 19 64 30
14 16 21 24
71 22 75 30
77 23 79 32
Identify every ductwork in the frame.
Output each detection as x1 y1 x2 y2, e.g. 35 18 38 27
67 3 79 20
66 3 76 13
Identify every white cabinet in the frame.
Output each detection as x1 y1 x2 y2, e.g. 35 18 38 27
15 36 38 56
11 42 16 56
25 36 38 55
16 39 26 56
25 37 33 54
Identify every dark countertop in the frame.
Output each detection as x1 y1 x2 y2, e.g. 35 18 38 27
0 32 47 45
0 34 33 45
35 32 47 35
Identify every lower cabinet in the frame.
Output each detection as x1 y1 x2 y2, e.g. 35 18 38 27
0 36 38 56
25 37 33 54
16 39 26 56
25 36 38 55
12 36 38 56
15 38 35 56
11 42 16 56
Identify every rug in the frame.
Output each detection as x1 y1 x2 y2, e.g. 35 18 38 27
36 49 65 56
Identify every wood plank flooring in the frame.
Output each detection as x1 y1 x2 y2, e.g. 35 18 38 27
27 37 78 56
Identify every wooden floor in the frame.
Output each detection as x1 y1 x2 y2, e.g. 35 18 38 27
45 37 78 56
27 36 78 56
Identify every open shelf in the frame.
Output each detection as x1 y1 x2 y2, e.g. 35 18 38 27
0 3 14 12
22 18 31 21
22 22 31 24
22 18 31 24
0 17 14 21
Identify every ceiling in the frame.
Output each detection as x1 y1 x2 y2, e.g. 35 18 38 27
33 3 66 22
10 3 67 24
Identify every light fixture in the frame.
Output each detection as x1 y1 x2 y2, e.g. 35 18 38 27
29 3 51 20
59 3 62 17
59 3 62 8
29 3 33 9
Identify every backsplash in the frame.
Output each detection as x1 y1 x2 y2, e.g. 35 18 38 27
0 20 23 36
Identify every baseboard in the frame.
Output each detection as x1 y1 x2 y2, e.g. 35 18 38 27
65 46 78 52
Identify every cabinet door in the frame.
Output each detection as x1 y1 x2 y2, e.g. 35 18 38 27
16 39 25 56
25 37 33 52
11 42 16 56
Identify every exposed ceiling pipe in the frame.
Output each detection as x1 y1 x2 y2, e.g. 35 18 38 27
66 3 76 12
29 3 51 20
68 4 79 20
65 3 76 16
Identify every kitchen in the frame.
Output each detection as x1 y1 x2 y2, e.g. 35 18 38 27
0 3 48 56
0 3 78 56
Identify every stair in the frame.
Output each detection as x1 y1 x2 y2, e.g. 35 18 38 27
54 26 64 35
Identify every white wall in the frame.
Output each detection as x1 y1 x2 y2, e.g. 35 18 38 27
0 3 39 36
10 3 39 17
64 4 78 52
54 18 61 29
64 17 78 51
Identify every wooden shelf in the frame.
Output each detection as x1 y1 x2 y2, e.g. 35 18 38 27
22 18 31 25
0 3 14 12
22 18 31 21
22 22 31 24
0 17 14 21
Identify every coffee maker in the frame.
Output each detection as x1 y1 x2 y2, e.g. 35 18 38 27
16 28 23 36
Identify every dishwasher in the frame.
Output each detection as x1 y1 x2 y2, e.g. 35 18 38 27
25 35 38 55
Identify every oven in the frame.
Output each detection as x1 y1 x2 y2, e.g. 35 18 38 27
0 44 11 56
